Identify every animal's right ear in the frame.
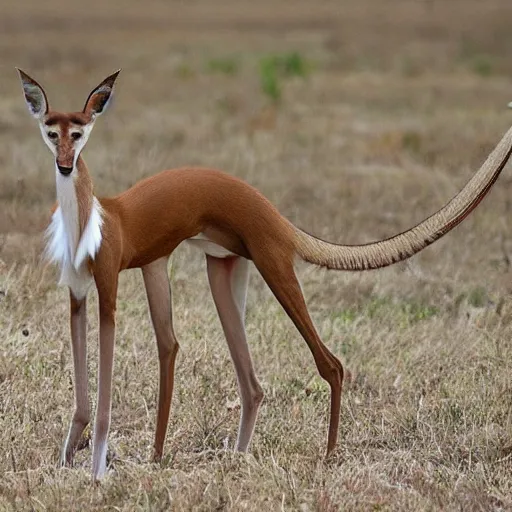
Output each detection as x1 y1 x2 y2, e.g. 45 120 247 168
16 68 49 119
82 70 121 119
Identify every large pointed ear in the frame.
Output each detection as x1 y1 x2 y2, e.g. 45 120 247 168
83 70 121 118
16 68 49 119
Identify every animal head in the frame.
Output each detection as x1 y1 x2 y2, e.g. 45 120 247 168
17 69 121 176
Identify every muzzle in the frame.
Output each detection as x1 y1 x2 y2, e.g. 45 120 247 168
57 163 73 176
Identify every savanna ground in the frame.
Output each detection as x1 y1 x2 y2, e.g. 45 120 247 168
1 0 512 510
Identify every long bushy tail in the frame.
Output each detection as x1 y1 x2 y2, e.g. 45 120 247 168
294 126 512 271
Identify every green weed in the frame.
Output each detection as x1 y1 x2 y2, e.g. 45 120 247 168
259 52 310 103
260 57 282 103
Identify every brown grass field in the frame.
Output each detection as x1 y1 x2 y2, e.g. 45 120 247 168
2 0 512 509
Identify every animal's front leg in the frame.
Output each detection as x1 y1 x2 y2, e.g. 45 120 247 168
61 292 89 466
91 278 118 480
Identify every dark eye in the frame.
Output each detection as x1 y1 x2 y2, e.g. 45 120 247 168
47 131 58 140
71 132 82 141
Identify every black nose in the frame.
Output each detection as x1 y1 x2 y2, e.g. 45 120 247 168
57 164 73 176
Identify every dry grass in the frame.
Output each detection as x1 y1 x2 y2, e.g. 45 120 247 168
1 0 512 509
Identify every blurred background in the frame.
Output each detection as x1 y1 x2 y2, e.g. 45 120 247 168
2 0 512 269
2 1 512 509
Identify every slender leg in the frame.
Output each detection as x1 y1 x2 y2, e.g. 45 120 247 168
91 276 118 480
206 255 264 452
254 256 344 456
141 257 179 462
61 292 90 466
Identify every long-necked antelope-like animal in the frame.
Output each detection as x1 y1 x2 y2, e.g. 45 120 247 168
17 69 512 480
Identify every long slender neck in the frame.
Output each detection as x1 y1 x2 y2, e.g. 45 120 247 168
55 155 94 260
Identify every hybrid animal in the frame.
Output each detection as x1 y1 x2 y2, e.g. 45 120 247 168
17 69 512 480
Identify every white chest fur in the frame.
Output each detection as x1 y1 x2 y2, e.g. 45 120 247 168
45 173 103 299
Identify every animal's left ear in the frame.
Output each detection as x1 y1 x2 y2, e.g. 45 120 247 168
16 68 49 119
83 69 121 118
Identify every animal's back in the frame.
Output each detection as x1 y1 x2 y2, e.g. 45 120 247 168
106 167 295 268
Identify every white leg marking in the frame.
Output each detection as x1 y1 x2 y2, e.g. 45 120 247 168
92 440 108 479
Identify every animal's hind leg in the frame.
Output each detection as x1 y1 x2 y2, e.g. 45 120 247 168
206 255 264 452
142 257 180 462
254 256 343 456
